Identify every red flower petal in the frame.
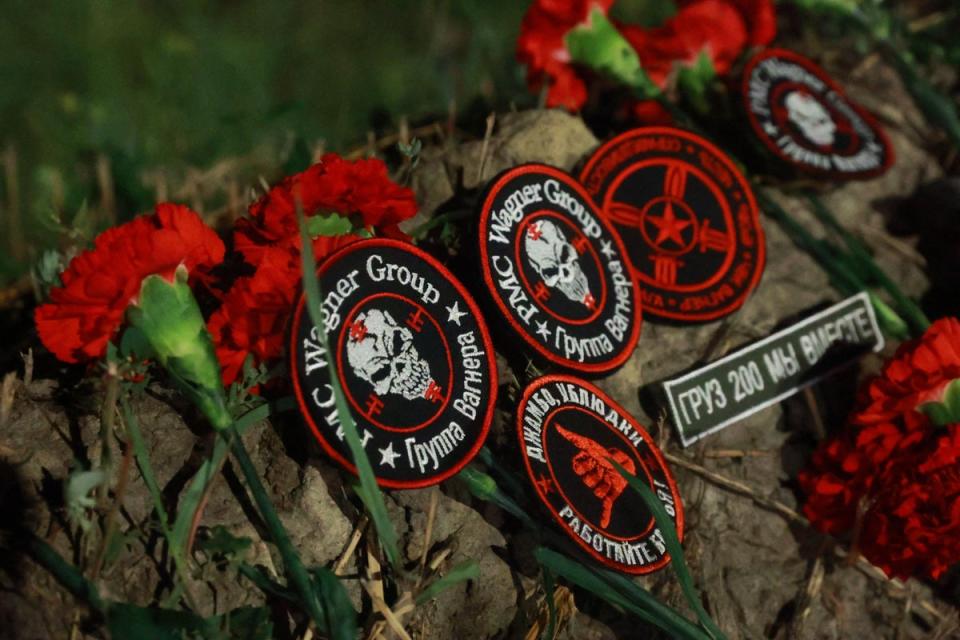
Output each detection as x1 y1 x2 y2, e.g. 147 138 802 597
35 204 224 363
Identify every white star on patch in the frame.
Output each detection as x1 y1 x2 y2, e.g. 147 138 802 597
763 122 779 136
445 300 468 326
535 320 551 341
378 441 401 469
600 239 616 260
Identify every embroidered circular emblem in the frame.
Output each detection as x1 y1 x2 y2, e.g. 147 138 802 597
579 127 765 322
290 238 497 489
477 164 641 373
742 48 894 180
517 375 684 574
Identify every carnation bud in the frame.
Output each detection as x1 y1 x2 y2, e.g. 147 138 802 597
126 267 232 430
918 378 960 427
565 8 659 99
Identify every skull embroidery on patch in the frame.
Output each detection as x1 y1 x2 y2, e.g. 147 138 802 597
346 308 432 401
524 220 591 305
785 91 836 146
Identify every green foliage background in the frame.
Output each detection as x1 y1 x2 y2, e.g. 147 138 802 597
0 0 529 281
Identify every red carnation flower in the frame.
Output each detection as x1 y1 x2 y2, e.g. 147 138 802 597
516 0 615 110
854 317 960 427
859 426 960 580
210 153 415 386
35 203 224 363
619 0 775 88
235 153 417 264
800 318 960 580
208 236 358 385
517 0 775 115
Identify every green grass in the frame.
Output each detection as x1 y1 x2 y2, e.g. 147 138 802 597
0 0 530 282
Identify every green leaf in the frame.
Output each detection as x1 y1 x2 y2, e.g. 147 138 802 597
106 603 207 640
216 605 274 640
458 466 535 528
787 0 859 16
919 378 960 426
225 431 328 629
310 567 358 640
609 459 726 640
170 398 295 556
540 566 558 640
415 560 480 605
886 44 960 150
120 325 156 360
676 50 716 115
198 525 253 567
121 395 198 599
106 603 273 640
805 194 929 336
297 205 401 570
305 212 354 238
65 469 106 531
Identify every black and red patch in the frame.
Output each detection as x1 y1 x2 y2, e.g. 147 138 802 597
579 127 765 323
517 375 683 574
742 48 893 180
290 238 497 489
477 164 641 374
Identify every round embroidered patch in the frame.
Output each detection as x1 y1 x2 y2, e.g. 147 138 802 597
742 48 893 180
477 164 641 373
517 375 684 574
290 238 497 489
580 127 765 322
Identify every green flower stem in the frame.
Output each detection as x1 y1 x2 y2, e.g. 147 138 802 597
882 42 960 150
121 396 198 610
459 466 712 640
224 427 326 627
756 190 910 340
22 530 107 614
297 205 401 569
610 460 726 640
535 548 712 640
806 194 930 336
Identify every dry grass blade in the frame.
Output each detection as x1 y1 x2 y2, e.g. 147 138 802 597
366 539 385 604
524 585 575 640
668 450 956 629
361 580 413 640
416 486 440 588
703 449 774 459
786 556 825 639
0 372 17 429
475 113 496 184
663 451 808 526
334 515 368 577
